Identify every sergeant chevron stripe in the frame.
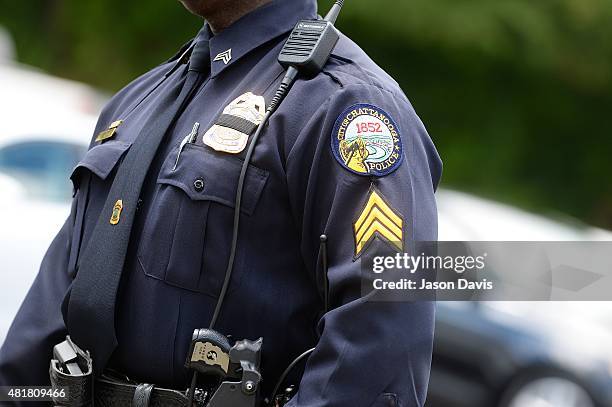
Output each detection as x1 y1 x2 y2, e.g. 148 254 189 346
354 188 403 257
213 49 232 65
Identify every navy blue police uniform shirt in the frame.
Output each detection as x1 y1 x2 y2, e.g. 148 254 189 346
0 0 442 406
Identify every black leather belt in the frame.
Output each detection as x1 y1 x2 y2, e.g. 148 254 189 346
94 377 188 407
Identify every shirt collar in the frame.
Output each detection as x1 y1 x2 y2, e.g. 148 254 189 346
195 0 318 78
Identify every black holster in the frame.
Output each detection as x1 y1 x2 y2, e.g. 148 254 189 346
49 336 94 407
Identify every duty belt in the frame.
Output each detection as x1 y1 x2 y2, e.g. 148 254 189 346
94 377 188 407
49 336 296 407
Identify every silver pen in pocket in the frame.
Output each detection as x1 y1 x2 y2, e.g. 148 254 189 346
173 122 200 171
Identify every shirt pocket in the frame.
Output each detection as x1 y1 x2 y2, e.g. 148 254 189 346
67 140 132 277
137 142 269 297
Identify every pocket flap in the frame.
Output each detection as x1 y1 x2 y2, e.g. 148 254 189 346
158 143 268 216
70 140 132 185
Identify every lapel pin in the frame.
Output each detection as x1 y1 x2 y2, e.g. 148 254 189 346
110 199 123 225
95 120 123 143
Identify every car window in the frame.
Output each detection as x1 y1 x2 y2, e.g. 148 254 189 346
0 140 86 202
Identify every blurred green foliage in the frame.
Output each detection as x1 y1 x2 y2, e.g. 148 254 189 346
1 0 611 228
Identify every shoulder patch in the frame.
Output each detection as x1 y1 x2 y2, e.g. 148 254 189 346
331 104 403 176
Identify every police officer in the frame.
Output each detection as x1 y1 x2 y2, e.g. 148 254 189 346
0 0 442 406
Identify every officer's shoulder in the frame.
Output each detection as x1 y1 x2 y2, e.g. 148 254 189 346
320 32 408 104
101 64 172 115
93 46 186 140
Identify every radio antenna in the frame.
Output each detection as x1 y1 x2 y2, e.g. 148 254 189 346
325 0 344 24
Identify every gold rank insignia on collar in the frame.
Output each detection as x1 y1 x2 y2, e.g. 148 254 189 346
95 120 123 143
354 187 404 257
203 92 265 154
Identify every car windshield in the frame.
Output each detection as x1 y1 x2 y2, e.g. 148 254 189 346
0 139 86 202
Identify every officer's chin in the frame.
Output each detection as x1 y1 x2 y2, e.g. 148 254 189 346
178 0 210 18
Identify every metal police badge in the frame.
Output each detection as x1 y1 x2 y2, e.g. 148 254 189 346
203 92 266 154
331 104 403 176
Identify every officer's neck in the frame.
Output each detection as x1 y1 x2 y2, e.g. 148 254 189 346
202 0 272 34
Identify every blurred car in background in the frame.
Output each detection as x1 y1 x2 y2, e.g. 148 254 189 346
0 59 103 201
1 62 612 407
438 190 612 242
429 190 612 407
429 300 612 407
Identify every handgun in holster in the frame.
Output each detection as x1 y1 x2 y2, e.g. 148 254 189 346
185 328 264 407
49 336 93 407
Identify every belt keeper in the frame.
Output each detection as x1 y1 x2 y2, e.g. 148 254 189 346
133 383 155 407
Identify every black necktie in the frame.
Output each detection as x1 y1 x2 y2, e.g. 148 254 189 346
66 40 210 374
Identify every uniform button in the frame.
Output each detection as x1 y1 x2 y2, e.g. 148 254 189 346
194 178 205 192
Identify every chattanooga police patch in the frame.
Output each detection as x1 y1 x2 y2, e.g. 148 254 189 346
331 104 403 176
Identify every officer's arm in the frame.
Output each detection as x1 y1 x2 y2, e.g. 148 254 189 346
0 203 75 390
285 83 442 407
